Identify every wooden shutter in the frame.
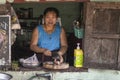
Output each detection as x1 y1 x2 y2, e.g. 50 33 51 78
84 2 120 69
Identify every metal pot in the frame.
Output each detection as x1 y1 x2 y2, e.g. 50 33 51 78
0 73 12 80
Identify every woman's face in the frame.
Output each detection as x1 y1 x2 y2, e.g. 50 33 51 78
44 11 57 26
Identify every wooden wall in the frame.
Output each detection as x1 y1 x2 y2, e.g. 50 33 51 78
84 2 120 69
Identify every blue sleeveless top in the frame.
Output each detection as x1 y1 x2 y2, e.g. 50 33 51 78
37 25 61 51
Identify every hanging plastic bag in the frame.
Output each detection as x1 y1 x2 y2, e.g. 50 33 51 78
19 53 40 68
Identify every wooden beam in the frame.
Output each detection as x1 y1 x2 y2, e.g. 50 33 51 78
14 0 89 3
92 34 120 39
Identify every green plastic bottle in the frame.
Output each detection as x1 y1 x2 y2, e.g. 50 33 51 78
74 43 83 67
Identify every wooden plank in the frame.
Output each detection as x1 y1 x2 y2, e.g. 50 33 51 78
101 39 118 66
118 14 120 34
92 34 120 39
110 9 120 34
93 9 111 34
94 2 120 9
84 2 94 37
84 38 118 69
93 9 120 34
14 0 89 3
84 38 101 68
84 2 120 69
118 41 120 69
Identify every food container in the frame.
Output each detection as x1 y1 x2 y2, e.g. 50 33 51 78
0 73 12 80
21 62 40 68
74 27 84 39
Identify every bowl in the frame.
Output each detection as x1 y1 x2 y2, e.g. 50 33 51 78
0 73 12 80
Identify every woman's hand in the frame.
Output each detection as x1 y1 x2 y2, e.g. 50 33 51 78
54 55 63 65
43 49 52 56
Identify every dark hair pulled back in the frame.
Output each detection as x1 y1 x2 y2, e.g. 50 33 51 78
43 7 59 17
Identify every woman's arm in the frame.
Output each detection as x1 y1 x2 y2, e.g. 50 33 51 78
30 27 52 56
54 28 68 64
30 27 46 53
58 28 68 56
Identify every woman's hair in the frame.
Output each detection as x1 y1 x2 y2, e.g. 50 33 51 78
43 7 59 17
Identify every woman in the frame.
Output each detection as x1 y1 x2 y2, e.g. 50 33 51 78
30 7 68 64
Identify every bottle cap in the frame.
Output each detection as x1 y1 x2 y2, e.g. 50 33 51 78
77 43 80 49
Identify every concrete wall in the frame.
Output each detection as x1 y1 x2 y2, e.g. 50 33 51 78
2 68 120 80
